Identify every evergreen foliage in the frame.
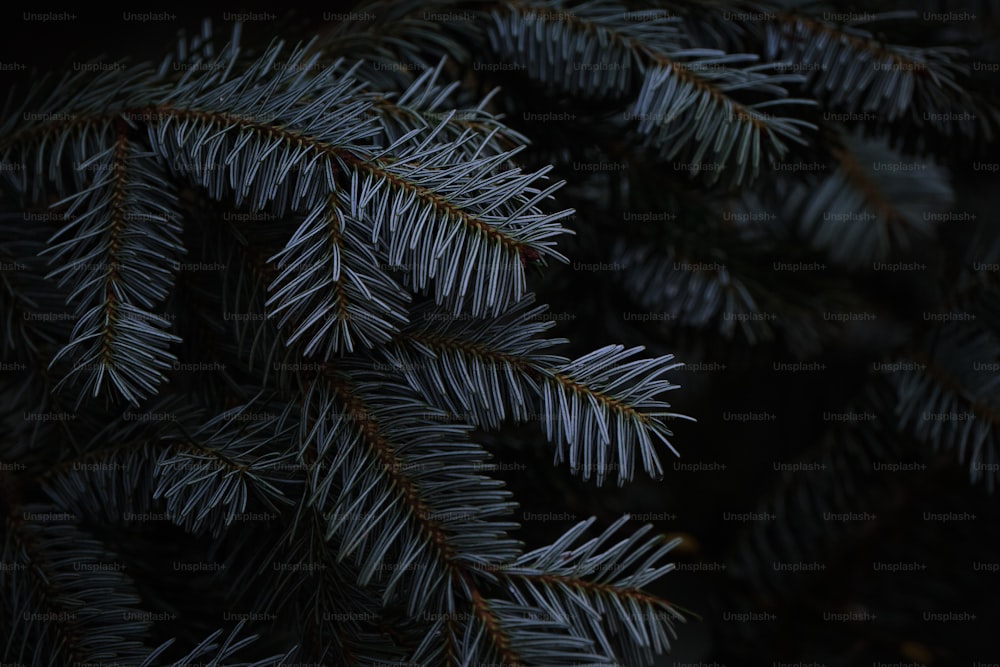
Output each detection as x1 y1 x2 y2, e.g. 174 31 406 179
1 1 998 664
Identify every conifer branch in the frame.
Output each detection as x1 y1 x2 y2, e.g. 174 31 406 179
894 328 1000 491
44 119 184 405
779 130 952 266
152 404 298 537
389 299 691 485
485 0 816 183
366 59 528 158
613 237 775 343
266 193 411 356
764 11 971 125
298 366 521 613
497 516 685 665
1 507 150 665
0 8 857 663
140 620 296 667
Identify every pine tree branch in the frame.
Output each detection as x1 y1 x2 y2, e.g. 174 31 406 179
895 327 1000 491
342 125 573 316
386 296 565 427
485 0 816 183
297 366 522 614
779 130 952 267
266 192 411 356
470 583 527 667
1 37 577 409
152 402 298 536
141 620 296 667
0 64 165 196
229 508 409 665
411 574 610 666
630 51 815 183
1 506 150 666
365 59 528 158
764 9 972 125
390 306 691 485
494 516 685 665
0 17 724 664
38 118 183 405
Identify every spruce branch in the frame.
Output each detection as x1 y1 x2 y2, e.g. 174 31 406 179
148 41 572 320
484 0 817 183
0 63 166 199
0 13 719 665
408 587 612 667
458 594 610 666
762 10 974 129
630 51 816 183
612 236 774 344
141 620 296 667
779 130 952 266
345 123 573 317
386 296 567 429
893 326 1000 491
152 402 299 537
487 0 676 96
44 120 184 405
542 345 690 485
2 35 577 403
389 299 692 485
297 367 522 614
1 507 150 666
369 59 528 157
497 516 685 666
266 193 411 356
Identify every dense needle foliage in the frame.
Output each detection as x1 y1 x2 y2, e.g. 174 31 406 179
1 1 999 664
